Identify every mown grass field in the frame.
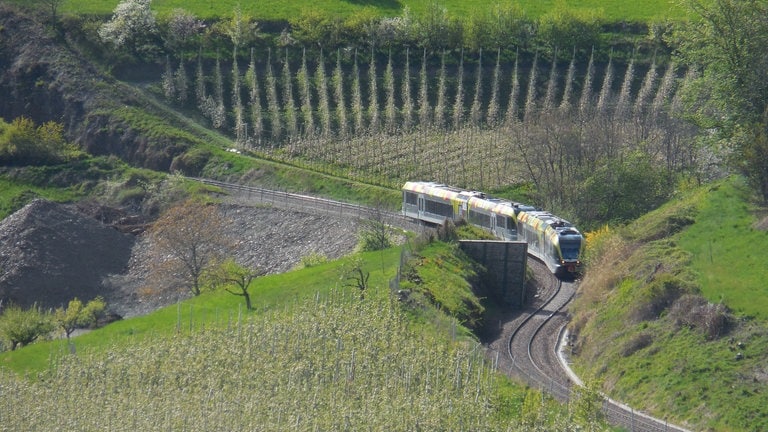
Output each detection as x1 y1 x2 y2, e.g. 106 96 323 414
47 0 688 22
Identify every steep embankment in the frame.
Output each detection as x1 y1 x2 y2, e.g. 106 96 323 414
0 5 199 171
568 176 768 431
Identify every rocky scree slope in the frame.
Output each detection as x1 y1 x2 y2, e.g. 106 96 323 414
0 199 360 318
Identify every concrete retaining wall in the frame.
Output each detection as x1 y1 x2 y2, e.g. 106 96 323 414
459 240 527 308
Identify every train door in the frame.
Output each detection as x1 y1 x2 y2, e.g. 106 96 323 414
418 195 425 219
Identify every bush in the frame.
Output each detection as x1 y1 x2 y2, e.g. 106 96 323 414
0 117 77 166
170 147 212 176
0 303 53 351
668 294 733 340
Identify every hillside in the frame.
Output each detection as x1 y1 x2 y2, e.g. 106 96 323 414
568 176 768 431
0 4 201 170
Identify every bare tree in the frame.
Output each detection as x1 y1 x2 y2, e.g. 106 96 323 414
148 200 232 296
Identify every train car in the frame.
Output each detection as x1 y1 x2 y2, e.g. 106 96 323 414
517 210 583 275
402 181 583 276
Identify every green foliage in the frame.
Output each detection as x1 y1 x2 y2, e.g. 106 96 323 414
41 0 687 23
0 304 53 351
0 117 81 166
298 251 329 268
53 297 106 339
0 295 512 430
576 151 675 227
358 218 393 252
677 177 768 319
203 258 262 310
738 121 768 201
169 147 212 176
673 0 768 200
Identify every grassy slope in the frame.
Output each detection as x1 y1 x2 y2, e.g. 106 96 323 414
44 0 687 22
569 176 768 431
676 178 768 319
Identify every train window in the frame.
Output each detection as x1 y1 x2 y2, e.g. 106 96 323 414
560 239 581 260
497 215 507 229
424 198 453 217
468 209 491 228
404 192 418 205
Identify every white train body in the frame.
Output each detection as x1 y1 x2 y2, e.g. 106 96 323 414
402 181 583 276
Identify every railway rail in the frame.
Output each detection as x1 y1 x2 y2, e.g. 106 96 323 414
191 177 692 432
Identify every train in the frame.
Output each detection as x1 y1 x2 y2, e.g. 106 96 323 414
401 181 583 276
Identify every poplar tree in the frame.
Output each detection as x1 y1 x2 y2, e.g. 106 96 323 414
351 50 364 135
174 58 189 106
162 54 175 101
245 48 264 146
469 49 483 127
486 49 501 128
578 49 595 117
265 49 283 143
523 52 538 123
434 51 448 130
297 48 315 138
283 49 298 140
367 49 381 133
384 50 397 133
596 54 614 114
417 48 431 129
401 48 414 132
333 50 349 138
212 52 226 129
559 51 576 112
315 50 331 137
452 50 465 130
503 56 521 129
232 49 246 146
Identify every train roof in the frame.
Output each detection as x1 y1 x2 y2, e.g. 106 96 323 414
402 181 476 201
519 210 581 236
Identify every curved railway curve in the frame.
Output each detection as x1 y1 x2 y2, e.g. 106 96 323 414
192 177 691 432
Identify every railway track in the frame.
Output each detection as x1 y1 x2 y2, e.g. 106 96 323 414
510 259 691 432
192 177 691 432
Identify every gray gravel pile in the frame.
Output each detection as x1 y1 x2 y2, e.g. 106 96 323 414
0 199 134 311
1 200 360 318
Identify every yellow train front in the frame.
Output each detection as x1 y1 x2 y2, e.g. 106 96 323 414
402 181 583 277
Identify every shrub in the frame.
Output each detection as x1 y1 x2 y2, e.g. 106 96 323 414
0 117 76 166
668 294 733 340
0 303 53 351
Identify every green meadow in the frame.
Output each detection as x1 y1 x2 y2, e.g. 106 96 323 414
45 0 688 22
